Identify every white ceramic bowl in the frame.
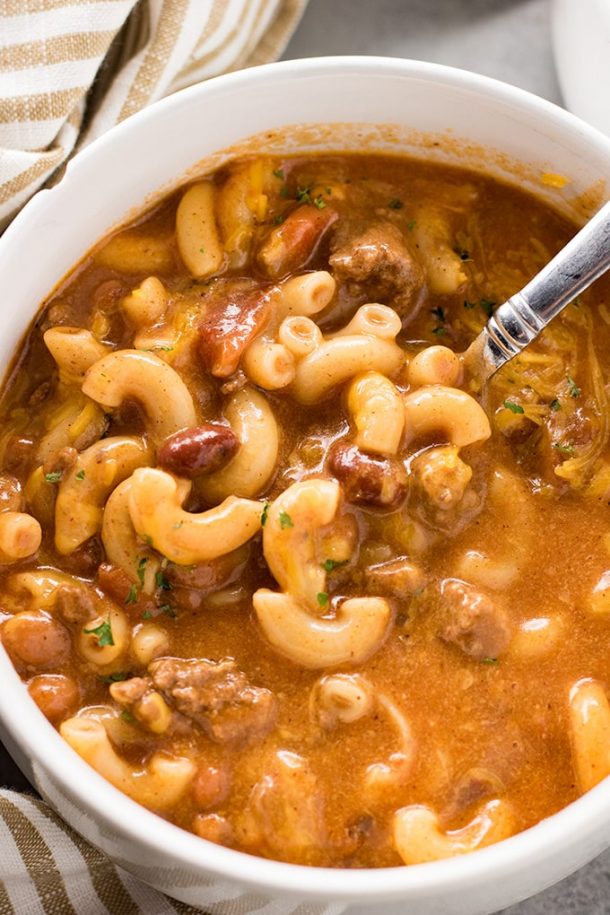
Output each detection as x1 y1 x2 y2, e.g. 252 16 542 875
552 0 610 137
1 57 610 915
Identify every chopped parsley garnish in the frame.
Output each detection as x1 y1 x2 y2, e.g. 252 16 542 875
463 298 495 316
406 218 417 231
83 617 114 647
388 198 403 210
160 604 177 618
261 502 270 526
75 469 86 481
157 346 174 352
141 610 153 620
322 558 348 573
432 326 446 336
136 557 147 587
199 246 205 254
44 471 62 483
273 213 285 225
279 511 293 529
273 168 284 180
100 671 129 683
567 375 581 398
481 657 497 664
143 535 153 546
296 185 312 204
503 400 524 414
155 571 172 591
553 441 576 456
316 592 329 607
120 710 136 724
454 247 471 261
279 185 291 198
125 584 138 605
549 398 561 412
313 195 327 210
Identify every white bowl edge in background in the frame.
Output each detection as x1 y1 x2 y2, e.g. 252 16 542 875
552 0 610 137
0 56 610 915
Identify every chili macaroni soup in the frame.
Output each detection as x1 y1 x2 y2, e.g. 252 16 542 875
1 152 609 868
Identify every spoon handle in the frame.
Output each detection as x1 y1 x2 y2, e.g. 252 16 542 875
473 199 610 381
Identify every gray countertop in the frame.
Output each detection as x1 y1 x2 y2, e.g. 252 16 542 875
282 1 609 913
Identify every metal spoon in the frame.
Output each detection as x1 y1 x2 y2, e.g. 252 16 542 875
464 199 610 382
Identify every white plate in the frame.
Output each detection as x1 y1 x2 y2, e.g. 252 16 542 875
552 0 610 136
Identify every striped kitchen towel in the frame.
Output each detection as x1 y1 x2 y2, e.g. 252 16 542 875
0 788 346 914
0 0 308 229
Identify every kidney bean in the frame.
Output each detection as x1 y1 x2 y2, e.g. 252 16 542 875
328 442 407 510
199 280 273 378
96 563 157 619
0 474 22 512
158 424 239 478
257 204 338 279
193 762 231 810
28 674 79 723
2 610 71 670
192 813 233 846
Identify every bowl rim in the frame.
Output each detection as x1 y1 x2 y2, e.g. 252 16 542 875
2 54 610 903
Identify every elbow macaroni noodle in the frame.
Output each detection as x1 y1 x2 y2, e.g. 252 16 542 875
253 479 391 667
128 467 262 565
82 350 197 442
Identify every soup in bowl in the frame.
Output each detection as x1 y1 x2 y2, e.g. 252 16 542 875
0 57 610 914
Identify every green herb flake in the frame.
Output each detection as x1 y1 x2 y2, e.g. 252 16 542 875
75 469 86 481
120 710 136 724
199 246 205 254
136 557 147 586
432 326 446 336
316 592 329 607
463 300 476 310
261 502 270 526
313 195 327 210
125 584 138 605
549 398 561 412
160 604 177 619
273 213 285 225
553 441 576 456
430 306 446 322
273 168 285 180
322 558 348 573
279 510 293 529
143 535 154 546
296 185 312 204
480 298 495 317
481 657 497 664
157 346 174 352
406 218 417 231
141 610 153 620
172 521 183 530
83 617 114 647
100 671 129 683
279 185 291 198
155 570 172 591
567 375 581 398
503 400 525 415
44 471 62 484
388 198 403 210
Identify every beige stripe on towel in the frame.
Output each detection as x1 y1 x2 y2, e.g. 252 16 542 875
0 0 308 228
